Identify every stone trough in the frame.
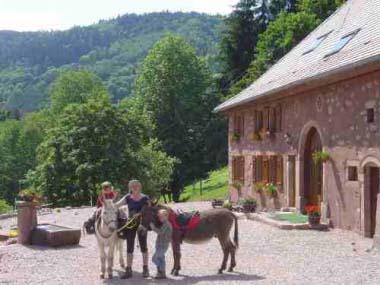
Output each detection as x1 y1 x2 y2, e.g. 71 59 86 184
31 224 81 247
17 201 81 247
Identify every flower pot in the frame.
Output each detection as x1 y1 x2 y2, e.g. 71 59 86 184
308 215 321 226
243 204 256 213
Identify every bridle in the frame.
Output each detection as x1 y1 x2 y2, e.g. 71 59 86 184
96 210 118 239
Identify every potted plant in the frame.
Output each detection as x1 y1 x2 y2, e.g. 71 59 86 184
259 129 267 140
312 151 330 164
305 204 321 226
250 132 261 141
241 197 257 213
222 200 232 210
17 189 41 204
232 181 243 196
231 132 241 142
265 183 277 197
253 182 265 193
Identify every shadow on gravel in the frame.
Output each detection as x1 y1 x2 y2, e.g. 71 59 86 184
23 244 85 251
103 270 265 284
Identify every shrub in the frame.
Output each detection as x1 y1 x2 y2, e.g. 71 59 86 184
0 199 12 214
265 183 277 197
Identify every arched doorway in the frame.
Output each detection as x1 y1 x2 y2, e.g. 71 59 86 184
304 127 323 205
363 163 380 237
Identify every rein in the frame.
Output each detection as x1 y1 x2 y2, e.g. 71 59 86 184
117 214 141 233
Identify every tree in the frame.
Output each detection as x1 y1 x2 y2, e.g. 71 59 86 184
50 70 109 113
297 0 345 20
219 0 261 90
28 100 175 206
229 11 319 96
135 34 226 200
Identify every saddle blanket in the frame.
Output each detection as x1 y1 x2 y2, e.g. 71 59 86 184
169 210 201 231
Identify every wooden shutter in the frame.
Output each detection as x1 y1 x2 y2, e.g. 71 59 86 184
234 114 244 136
275 105 282 131
256 156 263 182
269 156 277 183
263 108 270 131
276 155 283 185
252 156 257 183
232 156 245 182
262 156 269 183
269 108 276 132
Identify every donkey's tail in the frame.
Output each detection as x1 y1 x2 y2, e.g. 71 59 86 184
233 212 239 249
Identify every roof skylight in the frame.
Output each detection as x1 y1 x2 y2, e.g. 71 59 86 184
325 29 360 57
303 31 332 55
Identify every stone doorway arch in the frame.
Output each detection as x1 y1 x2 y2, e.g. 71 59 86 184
361 156 380 237
297 121 326 214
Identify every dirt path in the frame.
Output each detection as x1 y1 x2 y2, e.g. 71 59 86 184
1 202 380 284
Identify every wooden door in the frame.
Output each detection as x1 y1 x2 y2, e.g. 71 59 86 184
304 128 323 205
288 156 296 207
370 167 380 237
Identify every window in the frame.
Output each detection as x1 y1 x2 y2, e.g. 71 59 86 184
232 156 245 182
254 110 263 133
325 29 360 57
252 155 283 185
233 113 244 137
367 108 375 123
348 166 358 181
275 105 282 131
263 107 270 131
303 31 332 55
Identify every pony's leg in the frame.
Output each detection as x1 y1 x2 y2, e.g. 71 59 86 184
99 243 106 279
107 242 116 279
218 237 229 274
171 239 181 276
118 239 125 268
228 240 237 272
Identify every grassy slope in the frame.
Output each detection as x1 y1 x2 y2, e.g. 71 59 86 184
180 167 228 202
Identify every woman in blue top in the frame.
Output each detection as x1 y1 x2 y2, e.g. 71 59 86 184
118 180 150 279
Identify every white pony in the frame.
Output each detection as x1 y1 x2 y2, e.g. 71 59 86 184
95 199 125 279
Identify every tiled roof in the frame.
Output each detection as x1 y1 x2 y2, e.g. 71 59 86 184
215 0 380 112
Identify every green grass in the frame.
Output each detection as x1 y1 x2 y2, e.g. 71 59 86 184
271 213 308 224
180 167 228 202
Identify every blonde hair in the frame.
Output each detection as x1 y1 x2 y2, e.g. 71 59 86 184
158 209 168 217
128 180 142 189
101 181 112 189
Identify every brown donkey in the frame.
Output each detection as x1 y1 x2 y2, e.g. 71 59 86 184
140 204 239 276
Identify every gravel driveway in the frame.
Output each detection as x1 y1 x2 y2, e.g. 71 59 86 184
1 201 380 285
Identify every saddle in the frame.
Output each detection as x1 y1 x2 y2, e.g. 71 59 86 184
169 210 201 232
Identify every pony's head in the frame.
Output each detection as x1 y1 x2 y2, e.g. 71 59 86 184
139 199 166 233
101 199 118 232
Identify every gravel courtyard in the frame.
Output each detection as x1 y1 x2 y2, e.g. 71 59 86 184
1 201 380 285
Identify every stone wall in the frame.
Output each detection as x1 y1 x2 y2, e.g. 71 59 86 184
227 69 380 235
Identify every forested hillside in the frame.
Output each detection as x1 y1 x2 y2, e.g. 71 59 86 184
0 12 222 111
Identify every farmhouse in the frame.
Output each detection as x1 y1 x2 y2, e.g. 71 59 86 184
215 0 380 237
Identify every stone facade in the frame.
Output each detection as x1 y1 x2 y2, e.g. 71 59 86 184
227 69 380 237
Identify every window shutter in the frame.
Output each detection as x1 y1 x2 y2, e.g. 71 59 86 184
252 156 257 183
241 114 245 136
269 108 276 132
239 156 245 182
263 107 270 131
276 155 283 185
269 156 277 183
262 156 269 183
275 105 282 131
256 156 263 182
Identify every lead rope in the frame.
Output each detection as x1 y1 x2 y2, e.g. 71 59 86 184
117 215 141 232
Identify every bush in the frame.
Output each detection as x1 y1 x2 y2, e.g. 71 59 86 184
0 199 12 214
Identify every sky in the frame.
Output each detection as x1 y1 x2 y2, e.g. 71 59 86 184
0 0 236 32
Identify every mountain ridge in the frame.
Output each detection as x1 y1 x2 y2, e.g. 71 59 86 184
0 12 223 111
